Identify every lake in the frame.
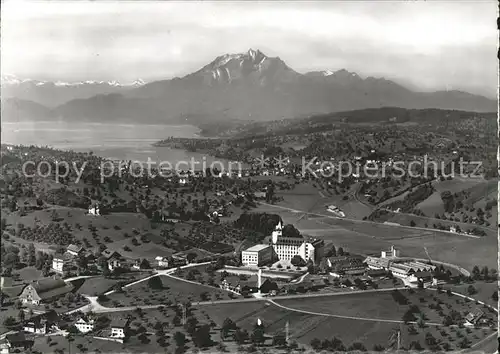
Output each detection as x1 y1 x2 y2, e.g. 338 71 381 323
2 121 243 170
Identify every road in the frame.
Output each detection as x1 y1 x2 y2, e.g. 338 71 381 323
67 286 408 314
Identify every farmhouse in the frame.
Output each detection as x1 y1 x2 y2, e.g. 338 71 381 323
66 244 84 257
110 318 129 339
241 244 274 266
101 250 123 271
4 333 33 351
464 308 484 327
75 315 95 333
155 256 169 269
88 204 100 216
19 278 73 306
23 317 48 335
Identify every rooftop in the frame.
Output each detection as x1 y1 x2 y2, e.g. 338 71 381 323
244 244 271 252
110 318 129 328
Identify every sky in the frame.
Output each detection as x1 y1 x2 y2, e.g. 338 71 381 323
1 1 497 98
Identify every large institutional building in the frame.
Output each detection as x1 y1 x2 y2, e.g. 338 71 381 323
241 244 274 266
241 221 324 266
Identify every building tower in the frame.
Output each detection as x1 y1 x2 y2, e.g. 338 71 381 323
271 220 283 244
257 269 262 294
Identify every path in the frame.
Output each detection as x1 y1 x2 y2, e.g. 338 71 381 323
267 299 443 326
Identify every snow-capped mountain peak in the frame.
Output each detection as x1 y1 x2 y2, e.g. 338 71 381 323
1 75 146 87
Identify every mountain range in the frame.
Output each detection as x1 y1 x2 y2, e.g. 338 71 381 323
2 49 496 125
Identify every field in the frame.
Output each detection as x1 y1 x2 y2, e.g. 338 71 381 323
102 274 236 307
197 288 497 351
3 206 162 252
289 215 497 271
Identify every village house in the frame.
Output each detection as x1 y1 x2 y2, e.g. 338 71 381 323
88 203 100 216
101 250 123 271
4 333 34 352
155 256 169 269
52 253 68 274
19 278 73 306
75 315 95 333
110 318 129 339
23 318 48 335
464 308 484 327
66 244 84 257
132 259 150 270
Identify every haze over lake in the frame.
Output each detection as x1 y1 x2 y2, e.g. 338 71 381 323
2 121 238 168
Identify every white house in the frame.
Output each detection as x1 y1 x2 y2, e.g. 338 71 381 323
75 316 95 333
52 254 68 274
155 256 169 269
88 204 100 216
110 319 129 339
23 318 48 335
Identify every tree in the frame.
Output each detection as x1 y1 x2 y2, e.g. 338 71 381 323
409 340 423 350
290 255 306 267
3 316 16 327
192 324 212 348
402 309 415 324
221 317 237 340
348 342 367 352
310 338 321 350
480 266 489 280
148 276 163 290
471 265 481 280
492 291 498 302
186 252 198 263
233 329 249 344
410 220 416 227
325 244 336 257
272 334 286 347
173 331 186 347
467 285 477 295
282 224 301 238
251 325 266 345
373 344 385 352
337 247 344 256
184 316 199 335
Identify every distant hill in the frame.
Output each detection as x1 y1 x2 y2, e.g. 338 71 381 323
2 49 496 125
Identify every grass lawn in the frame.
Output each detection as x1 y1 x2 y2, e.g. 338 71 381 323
73 273 152 296
444 281 498 307
103 275 235 308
